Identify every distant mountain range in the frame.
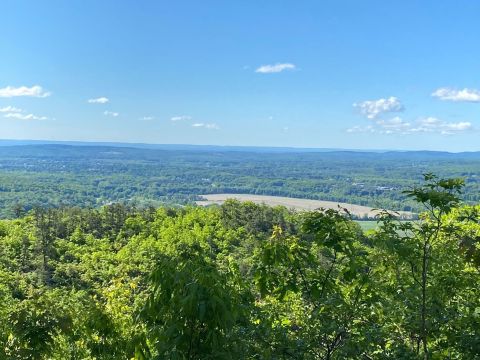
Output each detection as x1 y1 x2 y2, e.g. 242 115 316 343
1 139 478 155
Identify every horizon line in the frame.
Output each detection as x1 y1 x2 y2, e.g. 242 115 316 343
0 138 478 154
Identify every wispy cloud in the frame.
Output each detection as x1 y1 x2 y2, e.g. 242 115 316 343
255 63 296 74
170 115 218 129
4 112 47 120
374 117 412 134
171 115 192 122
192 123 219 130
140 116 154 121
1 104 47 120
88 97 109 104
104 111 119 117
353 97 404 119
347 116 473 135
0 85 51 98
0 106 23 113
412 117 472 135
346 125 375 134
431 87 480 102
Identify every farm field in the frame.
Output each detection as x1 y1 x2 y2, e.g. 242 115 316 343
356 220 381 231
196 193 414 219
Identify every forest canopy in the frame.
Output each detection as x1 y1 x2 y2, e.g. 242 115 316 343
1 144 480 218
0 175 479 359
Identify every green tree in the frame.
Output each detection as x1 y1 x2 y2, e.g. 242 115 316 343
371 174 478 358
138 242 245 359
253 210 374 359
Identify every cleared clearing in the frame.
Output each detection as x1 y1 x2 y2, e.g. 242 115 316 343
196 194 413 219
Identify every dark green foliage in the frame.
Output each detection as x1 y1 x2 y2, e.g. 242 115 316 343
140 247 243 359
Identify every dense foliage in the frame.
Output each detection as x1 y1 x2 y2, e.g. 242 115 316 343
1 144 480 217
0 174 479 358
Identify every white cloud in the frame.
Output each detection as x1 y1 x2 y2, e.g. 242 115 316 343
347 116 473 136
88 97 109 104
444 121 471 131
4 112 47 120
171 115 192 122
192 123 219 130
140 116 154 121
0 85 51 98
418 116 441 125
353 96 404 119
409 117 472 134
375 116 411 133
104 111 119 117
431 87 480 102
346 125 375 134
255 63 296 73
0 106 23 113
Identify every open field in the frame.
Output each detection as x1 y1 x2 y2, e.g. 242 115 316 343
197 194 414 219
356 220 381 231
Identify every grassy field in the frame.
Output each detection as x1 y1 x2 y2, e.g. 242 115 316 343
197 194 413 219
356 221 380 232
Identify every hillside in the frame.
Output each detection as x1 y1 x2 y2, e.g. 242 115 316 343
1 143 480 218
0 176 478 358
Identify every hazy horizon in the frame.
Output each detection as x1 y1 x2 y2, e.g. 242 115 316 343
2 137 480 154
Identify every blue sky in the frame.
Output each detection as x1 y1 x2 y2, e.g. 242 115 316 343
1 1 479 151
